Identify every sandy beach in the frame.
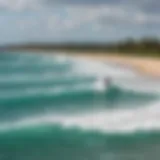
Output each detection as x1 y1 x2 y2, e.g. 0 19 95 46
17 50 160 77
61 52 160 77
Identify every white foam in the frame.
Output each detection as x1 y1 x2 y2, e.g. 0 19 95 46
53 54 69 63
70 57 137 78
94 77 109 92
1 101 160 133
69 57 160 95
113 77 160 94
72 56 160 94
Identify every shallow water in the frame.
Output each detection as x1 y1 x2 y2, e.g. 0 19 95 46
0 52 160 160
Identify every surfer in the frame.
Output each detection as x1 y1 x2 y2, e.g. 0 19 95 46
104 77 112 87
95 76 112 92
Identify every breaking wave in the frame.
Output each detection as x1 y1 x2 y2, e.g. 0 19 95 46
1 52 160 160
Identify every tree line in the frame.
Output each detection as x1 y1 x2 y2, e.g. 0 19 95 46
3 37 160 56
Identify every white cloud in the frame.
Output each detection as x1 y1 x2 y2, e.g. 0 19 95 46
133 12 160 25
0 0 41 11
0 2 159 44
0 0 159 27
46 5 160 35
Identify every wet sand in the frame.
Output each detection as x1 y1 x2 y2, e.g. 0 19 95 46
62 52 160 78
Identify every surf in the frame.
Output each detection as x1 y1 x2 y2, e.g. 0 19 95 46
0 99 160 134
1 52 160 160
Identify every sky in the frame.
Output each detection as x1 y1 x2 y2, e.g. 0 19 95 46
0 0 160 45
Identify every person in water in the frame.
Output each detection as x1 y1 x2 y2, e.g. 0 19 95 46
104 77 112 86
95 76 113 92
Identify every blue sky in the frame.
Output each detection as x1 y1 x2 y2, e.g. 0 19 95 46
0 0 160 45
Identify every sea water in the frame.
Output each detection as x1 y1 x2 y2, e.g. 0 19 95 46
0 52 160 160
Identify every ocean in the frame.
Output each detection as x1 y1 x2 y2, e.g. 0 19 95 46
0 52 160 160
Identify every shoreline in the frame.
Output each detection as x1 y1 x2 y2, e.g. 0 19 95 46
8 50 160 78
61 52 160 78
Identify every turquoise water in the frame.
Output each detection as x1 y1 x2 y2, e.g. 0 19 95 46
1 52 160 160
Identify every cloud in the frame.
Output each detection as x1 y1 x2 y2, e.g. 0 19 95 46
47 6 113 34
0 0 160 15
44 0 127 5
62 6 160 28
0 0 41 11
0 0 159 44
5 5 160 36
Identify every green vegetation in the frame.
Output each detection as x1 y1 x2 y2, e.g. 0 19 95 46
107 37 160 57
4 37 160 57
